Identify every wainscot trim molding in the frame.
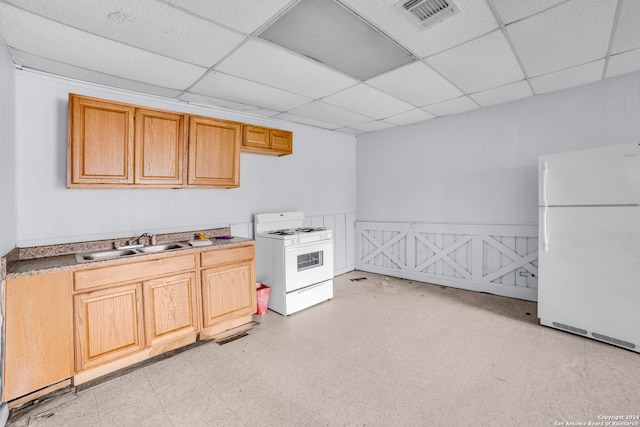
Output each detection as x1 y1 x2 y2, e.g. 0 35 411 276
355 221 538 301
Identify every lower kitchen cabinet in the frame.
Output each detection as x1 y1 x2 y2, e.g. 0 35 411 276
2 271 73 403
74 282 145 371
201 261 255 334
2 242 256 402
143 272 197 347
200 244 256 337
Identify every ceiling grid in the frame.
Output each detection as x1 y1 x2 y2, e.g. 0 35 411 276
0 0 637 134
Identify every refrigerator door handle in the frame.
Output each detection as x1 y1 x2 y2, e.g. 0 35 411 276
541 161 549 252
542 206 549 252
541 161 548 206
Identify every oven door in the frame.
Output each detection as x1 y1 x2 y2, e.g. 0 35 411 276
284 240 333 293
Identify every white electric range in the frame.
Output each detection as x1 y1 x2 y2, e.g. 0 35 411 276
254 212 334 315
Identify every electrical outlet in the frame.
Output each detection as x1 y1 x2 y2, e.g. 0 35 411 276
379 204 385 213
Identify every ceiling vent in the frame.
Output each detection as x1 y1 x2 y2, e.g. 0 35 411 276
397 0 460 29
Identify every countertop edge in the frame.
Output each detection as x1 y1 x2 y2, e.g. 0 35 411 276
2 237 254 280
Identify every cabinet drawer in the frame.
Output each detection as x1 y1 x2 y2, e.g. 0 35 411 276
74 254 196 291
200 244 254 268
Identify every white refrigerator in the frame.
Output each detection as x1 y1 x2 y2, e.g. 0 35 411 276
538 143 640 353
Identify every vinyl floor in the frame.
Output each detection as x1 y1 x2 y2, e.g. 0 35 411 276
6 270 640 426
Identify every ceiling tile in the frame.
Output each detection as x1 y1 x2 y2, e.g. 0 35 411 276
189 72 312 111
490 0 566 24
160 0 292 34
606 48 640 78
287 101 371 127
277 113 342 130
470 80 533 107
423 96 479 116
0 3 206 89
507 0 617 77
384 108 434 126
366 61 463 107
335 127 366 135
178 92 280 116
215 39 357 99
275 112 342 130
9 49 183 98
530 60 605 94
343 0 498 58
611 0 640 54
350 120 397 133
2 0 245 68
426 30 524 93
322 84 414 119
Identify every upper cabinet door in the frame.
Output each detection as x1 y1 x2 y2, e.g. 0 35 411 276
270 129 292 154
68 94 135 186
134 109 185 186
188 116 241 188
241 125 292 156
242 125 270 150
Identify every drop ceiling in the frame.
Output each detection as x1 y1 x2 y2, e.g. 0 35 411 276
0 0 639 135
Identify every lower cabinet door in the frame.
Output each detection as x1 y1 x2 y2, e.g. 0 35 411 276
201 261 255 329
143 272 197 346
74 283 145 371
2 272 72 402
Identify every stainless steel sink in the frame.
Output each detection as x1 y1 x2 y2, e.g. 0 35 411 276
75 249 139 263
75 242 188 263
137 243 186 253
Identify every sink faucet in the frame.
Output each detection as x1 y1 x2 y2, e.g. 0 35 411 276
129 233 150 246
116 233 156 249
130 233 157 246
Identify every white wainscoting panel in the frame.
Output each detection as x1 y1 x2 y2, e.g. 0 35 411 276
307 212 356 276
356 222 538 301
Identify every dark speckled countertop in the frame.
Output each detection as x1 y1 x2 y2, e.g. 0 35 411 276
1 227 254 280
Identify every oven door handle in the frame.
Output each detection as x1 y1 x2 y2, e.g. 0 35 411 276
296 281 328 294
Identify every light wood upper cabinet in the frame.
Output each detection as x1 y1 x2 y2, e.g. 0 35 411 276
68 94 135 186
242 125 292 156
68 94 186 188
68 94 292 188
270 129 293 154
188 115 241 188
134 108 185 186
2 271 73 402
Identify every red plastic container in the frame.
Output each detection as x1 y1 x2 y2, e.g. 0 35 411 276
256 283 271 315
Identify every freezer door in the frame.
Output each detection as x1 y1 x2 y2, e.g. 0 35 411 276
539 143 640 206
538 205 640 346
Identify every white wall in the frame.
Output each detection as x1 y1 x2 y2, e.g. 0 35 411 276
14 70 357 247
0 31 13 427
355 71 640 300
357 71 640 224
0 36 16 255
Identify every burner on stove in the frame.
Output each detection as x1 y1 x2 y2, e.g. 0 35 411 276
295 227 325 233
267 229 296 236
265 227 326 236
